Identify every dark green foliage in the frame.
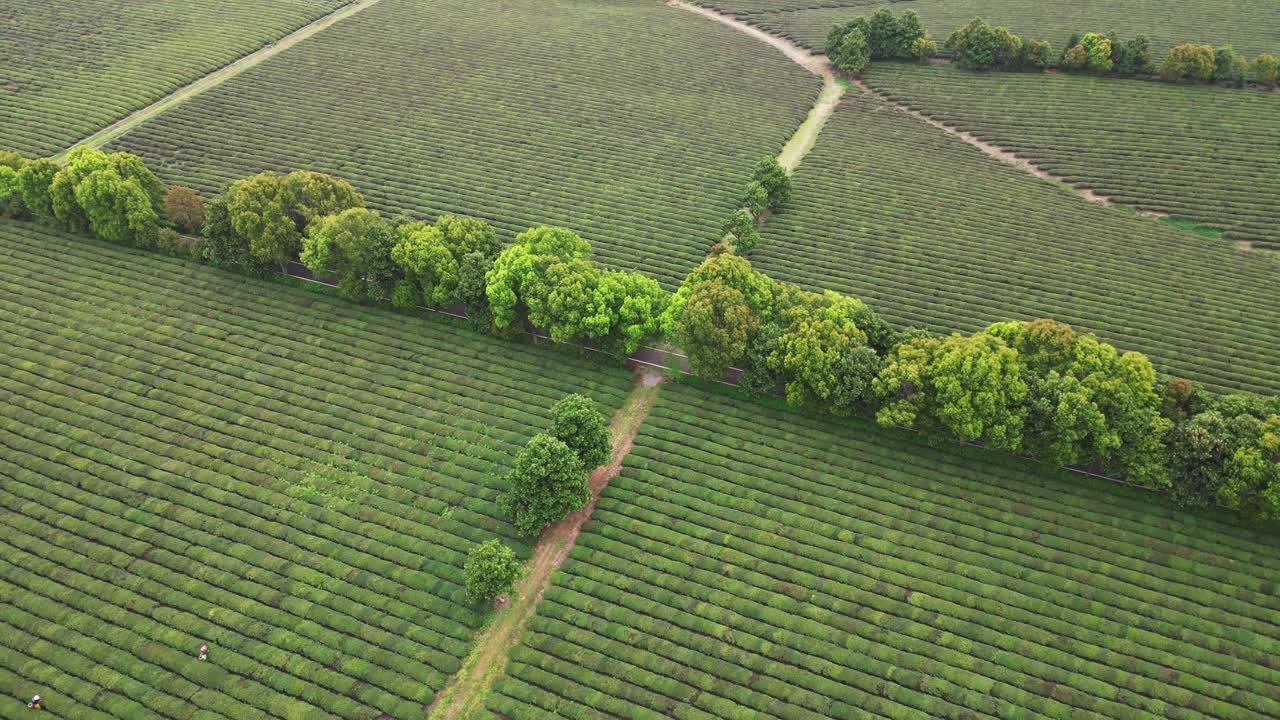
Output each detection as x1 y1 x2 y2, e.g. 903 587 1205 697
550 394 612 470
1115 35 1153 75
1213 45 1248 86
301 207 400 303
721 208 761 252
464 540 522 605
832 26 871 73
225 170 364 265
199 197 277 277
947 18 1000 68
1016 39 1053 69
0 151 27 218
499 434 590 537
1254 53 1280 87
1168 394 1280 519
747 156 792 213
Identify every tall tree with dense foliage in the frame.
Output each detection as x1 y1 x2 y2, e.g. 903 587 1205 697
832 26 870 73
1213 45 1248 86
463 539 522 605
875 331 1028 450
1167 394 1280 519
825 17 867 57
487 225 591 329
225 170 364 265
391 214 499 309
17 157 59 221
164 186 206 232
664 253 777 378
768 288 882 415
499 433 590 537
946 19 999 69
1162 44 1216 81
49 148 164 238
550 394 612 470
300 207 399 302
744 156 792 213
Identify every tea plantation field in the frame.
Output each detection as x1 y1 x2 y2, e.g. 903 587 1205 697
0 220 634 719
750 93 1280 395
0 0 349 156
108 0 818 289
703 0 1280 61
863 62 1280 249
489 384 1280 719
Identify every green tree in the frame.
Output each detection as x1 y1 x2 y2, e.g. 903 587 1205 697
747 156 792 212
1162 43 1216 81
499 433 590 537
0 152 26 218
825 17 868 57
487 225 591 330
1253 54 1280 88
1213 45 1248 86
875 331 1028 450
911 34 939 61
676 280 759 378
301 207 399 302
73 168 160 247
1017 39 1053 70
832 26 871 73
897 11 927 57
1077 33 1113 72
550 394 612 469
49 148 112 233
595 269 668 356
947 18 1000 69
1061 43 1088 71
225 170 364 265
17 157 60 221
50 148 162 234
200 197 276 277
721 208 761 251
463 540 521 605
1114 35 1152 75
768 297 880 415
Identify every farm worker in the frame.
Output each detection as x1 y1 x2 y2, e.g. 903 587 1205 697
198 645 208 661
27 694 42 710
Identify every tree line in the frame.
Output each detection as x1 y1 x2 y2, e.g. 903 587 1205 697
823 8 1280 88
1 148 1276 524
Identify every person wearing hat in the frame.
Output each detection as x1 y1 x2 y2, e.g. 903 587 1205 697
27 694 43 710
198 645 208 661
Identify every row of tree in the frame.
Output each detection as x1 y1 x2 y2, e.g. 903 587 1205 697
823 12 1280 87
5 149 1276 523
665 251 1280 523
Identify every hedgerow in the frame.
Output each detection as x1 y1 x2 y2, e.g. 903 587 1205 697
0 219 634 718
488 385 1280 718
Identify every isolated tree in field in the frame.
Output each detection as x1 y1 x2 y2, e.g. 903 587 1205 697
747 156 792 213
875 331 1028 450
721 208 760 251
1162 44 1216 81
499 433 590 537
301 207 399 302
225 170 364 265
550 394 612 470
17 157 59 221
1253 54 1280 88
463 539 521 605
164 186 206 232
1213 45 1248 86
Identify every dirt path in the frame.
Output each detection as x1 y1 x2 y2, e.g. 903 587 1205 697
426 370 663 720
52 0 383 162
669 0 845 174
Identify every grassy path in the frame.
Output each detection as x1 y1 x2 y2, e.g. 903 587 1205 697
670 0 845 173
426 370 664 720
52 0 384 162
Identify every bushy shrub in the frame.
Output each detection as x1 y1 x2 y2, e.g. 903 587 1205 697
1213 45 1248 86
1016 39 1052 70
164 186 207 233
0 151 26 218
1162 43 1216 81
832 27 870 73
463 540 521 605
911 34 938 62
1253 54 1280 88
550 393 612 470
499 433 589 537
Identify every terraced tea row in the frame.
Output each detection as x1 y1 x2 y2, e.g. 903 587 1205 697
0 220 634 719
712 0 1280 60
863 62 1280 249
489 384 1280 719
108 0 818 289
750 93 1280 395
0 0 349 156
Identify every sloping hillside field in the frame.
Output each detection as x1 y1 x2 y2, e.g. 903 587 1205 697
751 93 1280 395
863 62 1280 249
107 0 819 288
489 384 1280 719
0 0 349 156
710 0 1280 60
0 220 633 719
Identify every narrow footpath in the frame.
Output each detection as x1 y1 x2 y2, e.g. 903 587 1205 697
426 371 663 720
53 0 384 162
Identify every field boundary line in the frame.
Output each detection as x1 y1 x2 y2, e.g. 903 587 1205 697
425 374 664 720
668 0 844 173
52 0 384 162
